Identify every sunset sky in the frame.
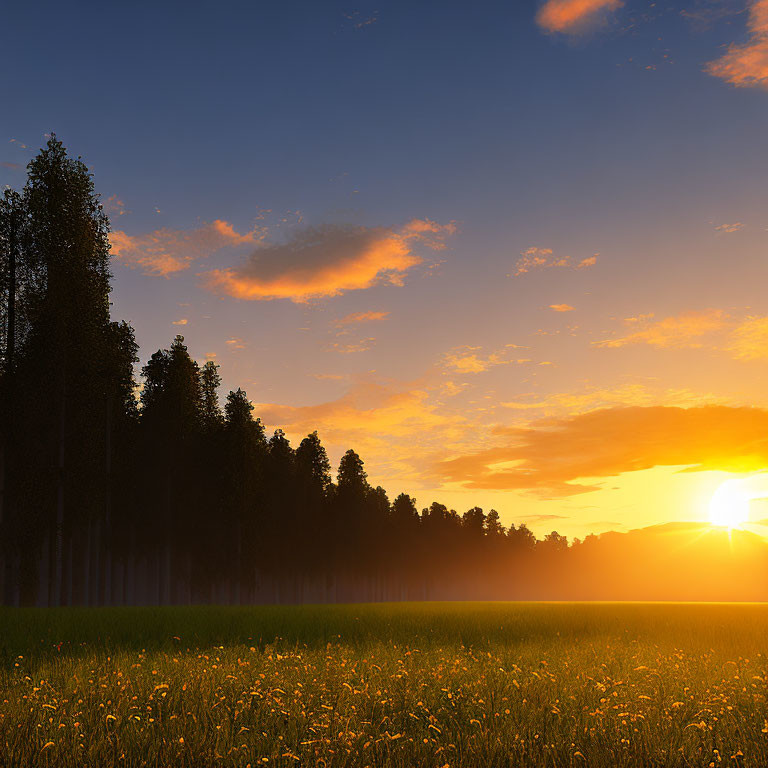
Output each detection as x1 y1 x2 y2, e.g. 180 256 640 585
3 0 768 538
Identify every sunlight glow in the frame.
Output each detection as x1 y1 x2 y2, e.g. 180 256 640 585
709 479 750 529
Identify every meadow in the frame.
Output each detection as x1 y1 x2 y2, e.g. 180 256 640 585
0 603 766 767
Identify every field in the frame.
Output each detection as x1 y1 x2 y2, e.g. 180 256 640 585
1 603 767 767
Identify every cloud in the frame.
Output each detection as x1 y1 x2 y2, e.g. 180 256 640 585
500 382 714 413
206 219 455 302
343 10 378 30
110 219 265 276
0 161 21 171
331 337 377 354
225 337 247 350
432 405 768 495
442 345 531 374
171 318 188 326
706 0 768 89
549 304 575 312
594 309 727 349
536 0 623 34
337 310 390 326
714 222 743 233
104 195 129 218
514 247 598 276
728 315 768 360
255 375 472 484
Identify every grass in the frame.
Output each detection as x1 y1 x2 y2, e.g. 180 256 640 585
1 603 767 767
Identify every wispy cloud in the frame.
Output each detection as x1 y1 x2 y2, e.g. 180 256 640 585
0 161 21 171
205 219 455 303
549 303 575 312
171 318 188 326
104 194 129 218
442 345 532 374
256 375 470 484
331 337 377 354
714 221 743 233
728 315 768 360
111 219 265 276
594 309 768 360
336 310 390 326
513 247 597 276
536 0 623 35
594 310 727 349
706 0 768 89
343 10 378 30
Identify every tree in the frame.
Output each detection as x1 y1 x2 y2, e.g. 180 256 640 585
199 360 223 432
462 506 485 537
221 388 265 602
8 136 134 606
295 432 331 577
334 449 370 569
0 189 24 375
264 429 296 585
139 335 202 603
485 509 505 538
391 493 418 527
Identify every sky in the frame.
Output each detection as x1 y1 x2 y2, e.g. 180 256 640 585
3 0 768 539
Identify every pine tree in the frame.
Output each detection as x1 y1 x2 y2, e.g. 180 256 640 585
222 388 266 602
295 432 331 580
199 360 223 432
8 136 134 606
139 335 202 603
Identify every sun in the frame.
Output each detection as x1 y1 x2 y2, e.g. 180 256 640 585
709 479 750 529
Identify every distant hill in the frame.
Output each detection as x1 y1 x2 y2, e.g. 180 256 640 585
554 522 768 601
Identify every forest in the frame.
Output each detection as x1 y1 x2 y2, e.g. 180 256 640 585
1 138 765 607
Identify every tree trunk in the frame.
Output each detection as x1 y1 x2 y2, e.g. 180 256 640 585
53 376 66 607
83 519 92 607
103 395 112 606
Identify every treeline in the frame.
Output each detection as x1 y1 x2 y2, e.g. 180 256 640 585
2 140 765 606
0 137 555 606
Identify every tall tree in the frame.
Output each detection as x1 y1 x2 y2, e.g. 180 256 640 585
295 431 331 579
222 388 266 602
139 335 202 603
9 136 133 605
199 360 223 432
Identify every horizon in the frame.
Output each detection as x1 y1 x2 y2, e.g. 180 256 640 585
4 0 768 540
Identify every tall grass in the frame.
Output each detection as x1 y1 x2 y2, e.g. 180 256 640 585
1 603 766 766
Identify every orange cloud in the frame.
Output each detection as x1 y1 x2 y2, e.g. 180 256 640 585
255 375 471 485
728 316 768 360
550 304 575 312
205 219 455 303
715 222 743 233
536 0 622 34
331 337 377 354
433 405 768 495
110 219 265 276
171 318 188 326
594 309 727 349
514 247 598 276
337 310 390 325
706 0 768 89
104 194 129 217
442 345 530 374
